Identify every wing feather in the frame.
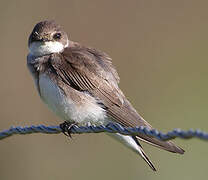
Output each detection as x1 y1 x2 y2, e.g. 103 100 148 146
50 44 184 154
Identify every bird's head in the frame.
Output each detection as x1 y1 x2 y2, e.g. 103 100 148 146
28 20 69 56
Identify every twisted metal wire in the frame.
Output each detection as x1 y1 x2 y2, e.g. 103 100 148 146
0 122 208 141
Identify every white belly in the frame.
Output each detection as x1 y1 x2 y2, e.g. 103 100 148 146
39 74 107 125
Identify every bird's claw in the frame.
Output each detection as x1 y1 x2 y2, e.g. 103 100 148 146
59 121 78 138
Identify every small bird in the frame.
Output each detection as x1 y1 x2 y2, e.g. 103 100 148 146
27 20 184 171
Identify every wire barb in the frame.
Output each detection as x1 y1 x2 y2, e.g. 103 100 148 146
0 122 208 141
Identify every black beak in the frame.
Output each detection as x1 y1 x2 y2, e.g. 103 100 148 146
31 32 42 42
30 31 49 42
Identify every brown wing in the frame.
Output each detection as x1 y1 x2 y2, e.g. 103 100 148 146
50 44 184 154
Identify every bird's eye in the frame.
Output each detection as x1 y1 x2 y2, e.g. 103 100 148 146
53 33 61 39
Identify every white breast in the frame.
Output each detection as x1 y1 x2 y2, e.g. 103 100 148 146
29 41 64 56
39 74 108 125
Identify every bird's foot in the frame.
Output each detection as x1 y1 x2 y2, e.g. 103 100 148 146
59 121 78 138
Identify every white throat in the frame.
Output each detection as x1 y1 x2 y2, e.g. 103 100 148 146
29 41 68 56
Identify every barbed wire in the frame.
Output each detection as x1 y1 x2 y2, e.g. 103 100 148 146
0 122 208 141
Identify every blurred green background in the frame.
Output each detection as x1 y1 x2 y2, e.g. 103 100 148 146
1 0 208 179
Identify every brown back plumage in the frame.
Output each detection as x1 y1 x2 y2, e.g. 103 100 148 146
50 42 184 154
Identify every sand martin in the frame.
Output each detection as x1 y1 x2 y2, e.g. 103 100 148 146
27 20 184 171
